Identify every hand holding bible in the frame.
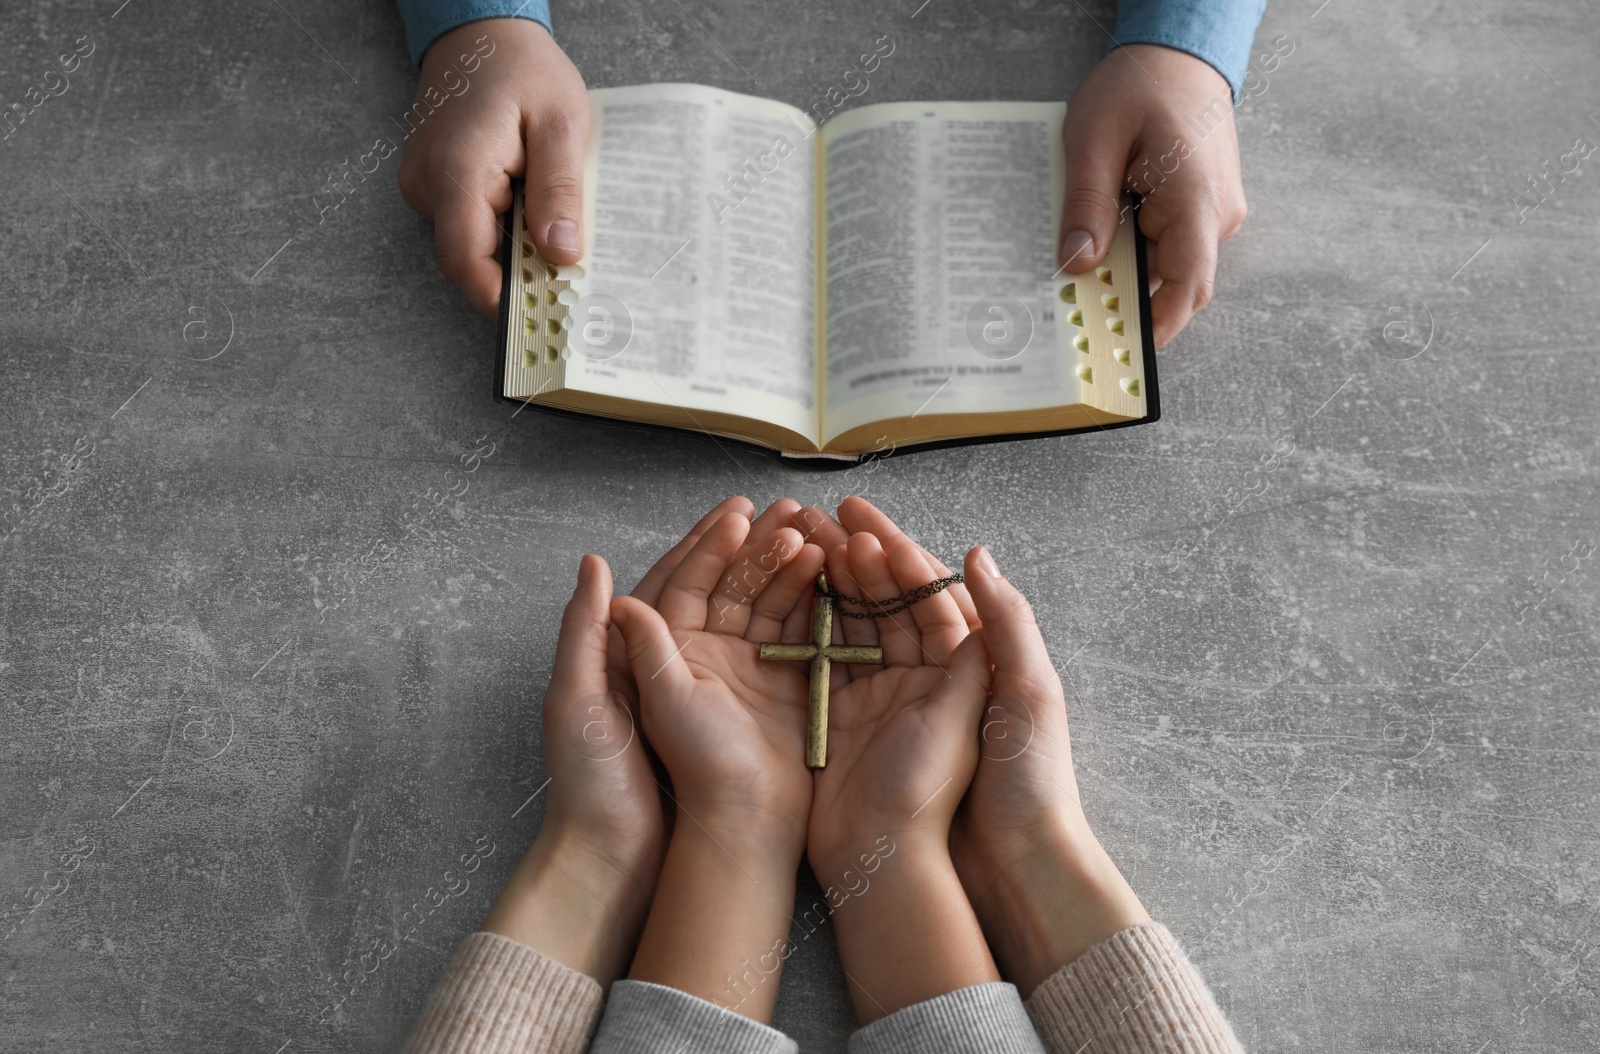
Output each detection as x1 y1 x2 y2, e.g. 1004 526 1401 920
398 18 589 318
1060 44 1250 349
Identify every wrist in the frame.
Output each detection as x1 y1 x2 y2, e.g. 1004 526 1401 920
628 807 803 1022
417 17 554 86
1116 42 1233 98
812 805 959 880
482 820 662 988
810 826 934 894
967 811 1149 997
821 837 999 1024
681 800 808 870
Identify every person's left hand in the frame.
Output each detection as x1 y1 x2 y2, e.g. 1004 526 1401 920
1057 44 1249 349
395 18 589 317
480 496 777 987
611 510 826 857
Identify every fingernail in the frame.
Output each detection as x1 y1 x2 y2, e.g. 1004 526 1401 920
1059 229 1093 269
577 554 593 587
975 546 1000 578
546 220 580 253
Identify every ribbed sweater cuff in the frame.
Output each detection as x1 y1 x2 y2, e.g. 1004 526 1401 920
1024 922 1244 1054
402 931 604 1054
589 979 798 1054
849 981 1047 1054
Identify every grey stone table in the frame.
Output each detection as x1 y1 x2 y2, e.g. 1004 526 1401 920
2 1 1595 1051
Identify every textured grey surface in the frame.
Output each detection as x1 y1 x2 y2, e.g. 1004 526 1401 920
2 0 1597 1051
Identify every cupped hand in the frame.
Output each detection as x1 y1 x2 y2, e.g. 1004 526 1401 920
798 497 1150 993
950 546 1150 994
529 553 665 877
794 496 980 637
1059 44 1248 348
806 533 991 875
397 18 589 317
534 496 777 877
481 551 665 988
610 509 826 856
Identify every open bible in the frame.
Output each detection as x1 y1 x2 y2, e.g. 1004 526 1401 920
495 84 1158 461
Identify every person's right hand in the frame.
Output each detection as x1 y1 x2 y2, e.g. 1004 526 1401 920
949 546 1151 996
397 18 588 317
805 535 1000 1024
798 497 1151 997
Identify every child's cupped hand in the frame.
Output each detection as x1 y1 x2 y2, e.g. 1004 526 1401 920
610 503 826 860
531 496 770 880
797 497 1150 995
804 533 992 881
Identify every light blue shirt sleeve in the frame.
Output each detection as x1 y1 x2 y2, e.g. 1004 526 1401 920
394 0 553 67
1110 0 1269 102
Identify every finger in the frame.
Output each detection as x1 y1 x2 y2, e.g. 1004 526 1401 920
714 499 803 633
656 511 750 633
845 533 922 668
780 589 815 645
609 596 696 701
825 543 879 683
396 154 434 222
748 542 826 645
744 498 804 553
1058 107 1137 272
613 497 753 716
1143 212 1219 350
836 496 979 630
432 167 514 318
962 546 1063 702
546 554 613 705
885 538 968 666
709 526 805 638
632 497 755 606
793 505 849 554
523 109 588 266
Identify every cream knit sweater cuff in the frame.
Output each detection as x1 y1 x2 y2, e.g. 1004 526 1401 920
1025 921 1245 1054
401 931 605 1054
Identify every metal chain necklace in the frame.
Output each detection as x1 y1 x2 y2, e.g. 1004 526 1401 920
824 572 965 619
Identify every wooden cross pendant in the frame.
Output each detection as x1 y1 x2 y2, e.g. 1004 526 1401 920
757 573 883 768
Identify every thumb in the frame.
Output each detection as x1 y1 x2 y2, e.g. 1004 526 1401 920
547 553 614 701
935 627 992 721
544 556 634 766
1058 109 1135 272
523 110 588 265
609 596 696 701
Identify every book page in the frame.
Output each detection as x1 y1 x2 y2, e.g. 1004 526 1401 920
562 84 819 444
818 102 1075 445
